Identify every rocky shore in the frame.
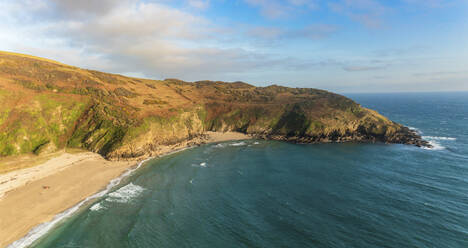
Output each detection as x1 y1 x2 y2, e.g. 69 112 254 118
255 127 430 147
0 51 431 161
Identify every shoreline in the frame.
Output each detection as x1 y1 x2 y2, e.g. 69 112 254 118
0 131 251 248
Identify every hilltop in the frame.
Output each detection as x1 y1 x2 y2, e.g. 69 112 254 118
0 51 428 160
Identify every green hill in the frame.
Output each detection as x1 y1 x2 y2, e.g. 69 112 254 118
0 51 428 160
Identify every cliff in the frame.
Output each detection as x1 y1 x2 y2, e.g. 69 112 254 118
0 51 429 160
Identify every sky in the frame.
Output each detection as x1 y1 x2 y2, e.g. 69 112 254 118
0 0 467 93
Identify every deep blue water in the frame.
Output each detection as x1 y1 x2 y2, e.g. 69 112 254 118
29 92 468 248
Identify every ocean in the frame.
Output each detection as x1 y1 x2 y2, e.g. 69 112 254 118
24 92 468 247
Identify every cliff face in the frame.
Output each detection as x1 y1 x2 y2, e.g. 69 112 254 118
0 51 429 160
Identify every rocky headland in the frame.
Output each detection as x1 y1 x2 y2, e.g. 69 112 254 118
0 51 430 161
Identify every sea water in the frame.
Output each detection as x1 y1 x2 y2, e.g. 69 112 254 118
26 92 468 247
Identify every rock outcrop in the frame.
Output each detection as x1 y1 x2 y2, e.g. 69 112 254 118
0 51 430 160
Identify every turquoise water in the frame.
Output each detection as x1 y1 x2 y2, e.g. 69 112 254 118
29 93 468 247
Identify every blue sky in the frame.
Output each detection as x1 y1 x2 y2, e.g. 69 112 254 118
0 0 467 92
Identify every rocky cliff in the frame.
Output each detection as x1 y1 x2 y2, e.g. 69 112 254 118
0 51 429 160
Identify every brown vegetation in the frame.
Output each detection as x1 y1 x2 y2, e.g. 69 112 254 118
0 51 428 160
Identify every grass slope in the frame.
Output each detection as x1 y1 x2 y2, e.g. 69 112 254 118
0 51 424 159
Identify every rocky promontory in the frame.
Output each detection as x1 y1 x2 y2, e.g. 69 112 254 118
0 51 430 160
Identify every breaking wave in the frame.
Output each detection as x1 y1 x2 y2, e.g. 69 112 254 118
106 183 145 203
230 141 247 146
192 162 208 168
422 136 457 151
90 203 105 212
408 126 422 134
423 140 445 150
422 136 456 141
7 156 154 248
213 143 226 148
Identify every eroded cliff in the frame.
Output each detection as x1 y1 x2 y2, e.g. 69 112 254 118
0 51 429 160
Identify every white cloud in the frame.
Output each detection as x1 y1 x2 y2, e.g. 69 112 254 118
49 0 124 15
0 0 465 92
78 2 207 40
0 0 300 80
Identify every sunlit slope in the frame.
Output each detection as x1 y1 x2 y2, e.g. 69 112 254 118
0 51 427 159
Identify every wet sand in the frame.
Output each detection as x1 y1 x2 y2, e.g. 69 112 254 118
0 131 251 247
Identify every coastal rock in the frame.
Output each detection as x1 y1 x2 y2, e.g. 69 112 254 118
0 51 431 159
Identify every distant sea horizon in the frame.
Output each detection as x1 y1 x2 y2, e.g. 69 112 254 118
18 92 468 248
342 90 468 95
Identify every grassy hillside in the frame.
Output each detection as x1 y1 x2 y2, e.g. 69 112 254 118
0 51 427 159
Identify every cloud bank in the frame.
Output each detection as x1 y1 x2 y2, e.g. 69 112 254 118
0 0 466 92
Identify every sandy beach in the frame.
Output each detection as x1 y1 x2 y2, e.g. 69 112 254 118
204 131 251 143
0 152 133 247
0 132 250 248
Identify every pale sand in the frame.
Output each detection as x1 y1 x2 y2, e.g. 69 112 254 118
0 153 132 247
0 131 251 247
204 131 251 143
0 152 102 199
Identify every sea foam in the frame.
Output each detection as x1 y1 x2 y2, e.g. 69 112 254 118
191 162 208 168
408 126 422 134
423 140 446 150
106 183 145 203
7 156 154 248
421 136 457 151
230 141 247 146
422 136 456 141
90 202 105 212
407 126 454 151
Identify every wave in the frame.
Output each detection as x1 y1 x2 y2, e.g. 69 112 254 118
163 147 192 156
421 136 457 151
213 143 226 148
191 162 208 168
106 183 145 203
423 136 456 141
408 126 422 134
214 141 258 148
7 156 154 248
230 141 247 146
406 125 456 151
90 202 105 212
423 140 445 151
8 146 198 247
